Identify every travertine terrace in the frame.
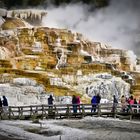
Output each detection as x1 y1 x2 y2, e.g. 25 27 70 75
0 8 140 103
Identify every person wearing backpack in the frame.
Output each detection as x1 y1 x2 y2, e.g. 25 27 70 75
91 94 97 112
2 96 8 113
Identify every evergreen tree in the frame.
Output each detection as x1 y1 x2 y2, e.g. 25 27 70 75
1 0 110 9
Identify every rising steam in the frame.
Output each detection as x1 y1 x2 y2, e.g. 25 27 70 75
42 0 140 57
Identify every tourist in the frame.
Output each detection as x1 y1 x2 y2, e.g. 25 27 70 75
121 95 127 112
112 95 118 112
127 95 134 112
0 98 2 112
129 96 134 104
133 98 137 113
0 98 2 107
96 94 101 104
138 97 140 113
72 95 77 113
134 98 137 104
2 96 8 113
76 96 81 112
138 98 140 104
91 94 97 112
48 95 54 108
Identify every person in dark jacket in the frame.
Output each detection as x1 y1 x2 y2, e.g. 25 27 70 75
96 94 101 104
48 95 54 115
72 95 77 113
91 94 97 112
3 96 8 106
0 98 2 113
0 98 2 107
112 95 118 112
48 95 54 105
2 96 8 113
96 94 101 112
133 98 137 113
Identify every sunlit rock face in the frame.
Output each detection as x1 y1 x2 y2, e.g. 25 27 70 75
0 73 129 105
50 73 130 102
0 76 49 106
0 9 140 103
0 46 11 59
1 18 27 30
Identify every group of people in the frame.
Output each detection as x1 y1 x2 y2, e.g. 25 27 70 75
91 94 140 113
121 95 140 112
47 94 81 113
0 96 8 113
91 93 101 112
48 94 81 113
112 94 140 113
47 94 140 114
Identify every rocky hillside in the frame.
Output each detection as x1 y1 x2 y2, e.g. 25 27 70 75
0 9 140 105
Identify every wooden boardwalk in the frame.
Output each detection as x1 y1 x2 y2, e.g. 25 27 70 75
0 103 140 120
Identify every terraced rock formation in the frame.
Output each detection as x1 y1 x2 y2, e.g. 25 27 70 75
0 9 140 104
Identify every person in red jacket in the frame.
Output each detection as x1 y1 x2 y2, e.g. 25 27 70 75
127 95 134 112
76 96 81 112
138 98 140 104
138 97 140 113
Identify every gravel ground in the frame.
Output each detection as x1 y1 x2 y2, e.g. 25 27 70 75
0 117 140 140
54 117 140 140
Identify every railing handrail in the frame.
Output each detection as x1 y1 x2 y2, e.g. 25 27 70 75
0 103 140 120
1 103 140 108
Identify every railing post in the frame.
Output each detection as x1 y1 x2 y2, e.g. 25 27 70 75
36 106 38 115
54 105 57 119
0 107 2 120
129 105 133 121
112 103 118 119
8 106 11 120
18 107 20 119
97 104 101 117
66 104 70 118
114 104 117 119
21 107 23 119
82 104 85 118
48 105 53 116
30 106 32 116
41 104 44 120
18 107 24 120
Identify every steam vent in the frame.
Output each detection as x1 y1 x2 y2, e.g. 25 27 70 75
0 8 140 105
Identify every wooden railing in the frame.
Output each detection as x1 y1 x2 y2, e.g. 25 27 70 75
0 103 140 120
